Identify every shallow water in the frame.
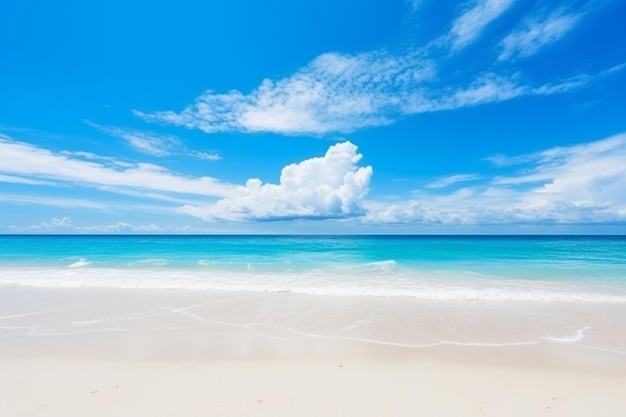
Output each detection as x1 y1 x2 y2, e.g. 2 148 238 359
0 235 625 302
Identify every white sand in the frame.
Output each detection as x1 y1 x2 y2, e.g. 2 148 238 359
3 355 626 417
1 287 625 417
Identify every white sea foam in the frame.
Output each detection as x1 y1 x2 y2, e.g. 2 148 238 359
545 326 591 343
136 258 169 266
364 260 397 272
1 267 626 303
67 258 90 268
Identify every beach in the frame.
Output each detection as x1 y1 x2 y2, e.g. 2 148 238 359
3 0 625 412
2 285 625 417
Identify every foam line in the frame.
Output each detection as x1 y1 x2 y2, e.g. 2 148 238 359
68 258 90 268
544 326 591 343
2 267 625 303
0 308 72 320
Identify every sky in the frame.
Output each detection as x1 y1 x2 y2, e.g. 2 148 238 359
1 0 625 234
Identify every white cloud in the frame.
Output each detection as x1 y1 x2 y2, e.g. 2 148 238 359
437 73 526 108
0 174 54 186
407 0 423 12
194 151 222 161
4 216 275 234
402 71 600 115
178 141 373 221
136 51 436 135
127 0 621 138
0 193 108 210
137 50 610 136
0 136 372 223
426 174 483 189
133 0 620 137
450 0 515 51
499 10 581 61
366 133 626 225
8 217 195 234
494 135 626 206
86 121 222 160
0 134 234 198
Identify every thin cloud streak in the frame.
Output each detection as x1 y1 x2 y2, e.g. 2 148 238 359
407 0 423 13
0 193 109 210
0 134 234 199
85 121 222 161
499 10 581 61
426 174 483 189
450 0 515 51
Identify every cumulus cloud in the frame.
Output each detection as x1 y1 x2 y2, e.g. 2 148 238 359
0 134 234 198
499 10 581 61
366 133 626 225
178 141 373 221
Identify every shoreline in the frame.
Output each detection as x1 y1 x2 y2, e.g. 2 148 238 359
1 286 625 416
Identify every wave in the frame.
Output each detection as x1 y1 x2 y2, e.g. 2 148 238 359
1 267 626 303
67 258 90 268
363 260 397 272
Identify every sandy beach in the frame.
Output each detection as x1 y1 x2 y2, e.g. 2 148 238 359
1 286 625 417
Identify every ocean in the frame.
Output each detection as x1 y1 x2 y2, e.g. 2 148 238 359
1 235 625 303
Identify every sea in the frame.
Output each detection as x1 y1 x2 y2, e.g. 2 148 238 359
1 235 625 303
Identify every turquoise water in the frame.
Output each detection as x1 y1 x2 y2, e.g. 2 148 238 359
0 235 625 302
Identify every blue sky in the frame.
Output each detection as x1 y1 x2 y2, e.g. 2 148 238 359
1 0 625 234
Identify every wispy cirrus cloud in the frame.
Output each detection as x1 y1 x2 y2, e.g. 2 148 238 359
400 67 616 115
179 141 372 221
0 134 234 199
499 9 581 61
449 0 515 51
135 0 618 137
86 121 221 161
86 120 180 157
406 0 423 13
136 53 613 136
0 193 109 210
366 133 626 225
0 174 55 186
426 174 483 189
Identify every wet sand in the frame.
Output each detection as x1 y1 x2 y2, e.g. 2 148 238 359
1 286 625 416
